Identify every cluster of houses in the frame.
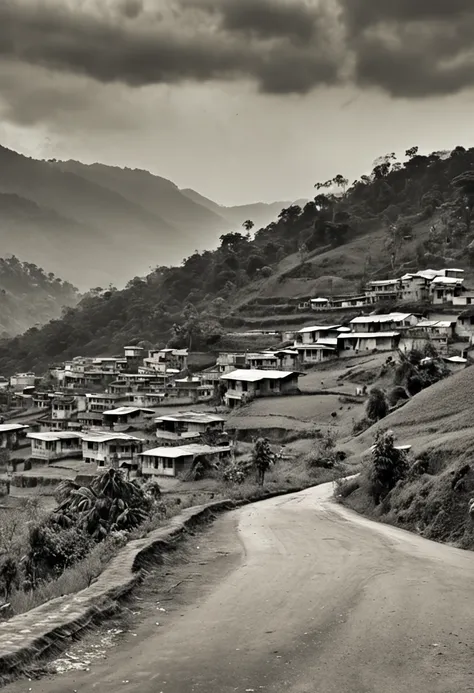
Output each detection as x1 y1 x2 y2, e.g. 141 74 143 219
1 266 472 483
301 267 467 311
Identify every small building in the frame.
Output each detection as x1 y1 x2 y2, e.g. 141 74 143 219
220 369 302 407
349 312 418 333
457 308 474 338
77 411 104 430
329 295 370 309
28 431 83 462
140 443 231 478
32 392 53 410
143 348 188 373
293 343 337 364
310 297 330 311
51 396 79 421
295 324 342 345
0 423 29 449
338 331 400 355
155 411 225 446
364 279 400 304
430 276 463 305
123 345 144 371
82 432 143 468
86 392 121 413
216 352 248 374
127 392 166 408
453 289 474 307
10 372 35 391
246 349 299 371
102 406 155 431
398 273 431 302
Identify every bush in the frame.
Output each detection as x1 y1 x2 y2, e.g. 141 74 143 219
368 430 409 504
352 417 372 435
366 388 388 421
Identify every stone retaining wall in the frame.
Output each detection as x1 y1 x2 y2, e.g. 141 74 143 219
0 486 311 680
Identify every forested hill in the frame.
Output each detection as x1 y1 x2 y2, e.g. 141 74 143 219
2 144 474 375
0 256 79 338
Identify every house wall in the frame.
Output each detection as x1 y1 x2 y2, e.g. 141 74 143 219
399 335 448 355
431 287 455 304
31 438 82 461
141 454 187 477
456 316 474 337
82 440 141 466
339 336 397 355
52 402 77 420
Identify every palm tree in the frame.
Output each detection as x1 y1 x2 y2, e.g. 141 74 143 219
242 220 254 232
253 438 275 485
54 469 155 541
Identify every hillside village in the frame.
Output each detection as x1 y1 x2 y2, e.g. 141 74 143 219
0 262 471 502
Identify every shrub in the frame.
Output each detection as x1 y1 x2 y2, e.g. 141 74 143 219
366 388 388 421
368 430 409 504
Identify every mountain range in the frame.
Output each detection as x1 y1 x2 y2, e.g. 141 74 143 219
0 146 289 289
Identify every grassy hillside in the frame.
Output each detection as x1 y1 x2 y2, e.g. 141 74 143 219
0 147 241 290
339 364 474 549
0 256 79 337
2 144 474 375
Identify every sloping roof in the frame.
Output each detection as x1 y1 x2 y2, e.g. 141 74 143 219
140 444 231 459
350 313 413 324
81 432 142 443
221 369 301 382
294 344 336 350
431 276 461 285
298 324 341 334
175 377 200 383
316 338 338 347
103 407 155 416
338 332 400 339
310 297 329 302
0 423 29 433
366 279 399 286
28 431 83 441
444 356 467 364
155 412 224 424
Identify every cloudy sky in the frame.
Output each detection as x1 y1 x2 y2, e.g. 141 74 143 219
1 0 474 206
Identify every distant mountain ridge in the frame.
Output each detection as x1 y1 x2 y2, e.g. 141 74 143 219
0 146 289 290
180 188 291 229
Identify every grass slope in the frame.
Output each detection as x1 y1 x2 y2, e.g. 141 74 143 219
340 364 474 550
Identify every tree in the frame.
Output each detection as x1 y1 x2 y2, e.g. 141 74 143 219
54 468 154 541
405 146 419 159
366 388 388 422
333 174 349 195
242 220 254 232
253 438 274 485
369 430 409 503
0 555 19 599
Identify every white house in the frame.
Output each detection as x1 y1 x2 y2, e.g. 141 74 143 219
82 431 143 468
10 373 35 391
139 443 231 478
102 406 155 431
246 349 299 371
216 352 248 374
456 308 474 338
338 331 400 355
399 320 454 355
430 276 463 305
295 324 343 345
221 369 302 407
453 289 474 307
398 273 431 302
310 297 330 311
143 348 188 373
349 312 418 333
0 423 29 449
28 432 83 462
155 411 225 446
364 279 400 304
86 392 121 412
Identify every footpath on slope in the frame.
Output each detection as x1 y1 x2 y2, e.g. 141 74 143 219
0 485 316 682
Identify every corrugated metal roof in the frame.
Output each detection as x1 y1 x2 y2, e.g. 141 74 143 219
81 432 142 443
350 313 413 324
221 369 300 382
155 412 224 424
28 432 82 441
103 407 155 416
298 324 341 334
0 423 29 433
339 332 400 339
140 444 230 458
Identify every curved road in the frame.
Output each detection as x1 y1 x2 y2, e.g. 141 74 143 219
5 482 474 692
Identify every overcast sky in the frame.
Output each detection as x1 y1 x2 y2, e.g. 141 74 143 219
2 0 474 206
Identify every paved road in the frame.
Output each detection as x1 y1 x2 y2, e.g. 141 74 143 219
5 482 474 692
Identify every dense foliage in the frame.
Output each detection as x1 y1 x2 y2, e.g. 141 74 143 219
3 145 474 374
0 256 79 339
369 430 409 504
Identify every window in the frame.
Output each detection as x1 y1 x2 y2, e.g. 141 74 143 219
165 460 174 470
242 381 248 392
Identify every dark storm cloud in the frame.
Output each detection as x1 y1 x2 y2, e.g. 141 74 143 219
0 0 341 95
1 0 474 110
338 0 474 97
